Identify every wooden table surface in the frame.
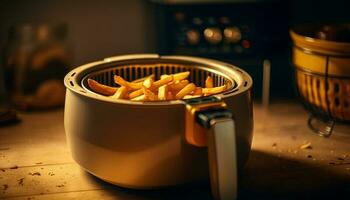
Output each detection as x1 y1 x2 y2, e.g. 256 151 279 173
1 101 350 199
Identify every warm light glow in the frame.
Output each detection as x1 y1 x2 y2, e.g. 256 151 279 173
224 27 241 43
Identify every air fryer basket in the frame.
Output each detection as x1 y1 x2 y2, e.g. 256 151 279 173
81 62 236 98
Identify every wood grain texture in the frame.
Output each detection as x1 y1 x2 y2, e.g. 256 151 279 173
1 101 350 199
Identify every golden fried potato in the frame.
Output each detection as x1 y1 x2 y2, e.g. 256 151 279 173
205 76 214 88
183 95 201 99
88 79 118 96
152 75 173 89
161 71 189 81
192 87 202 95
203 85 226 95
158 85 168 100
167 91 174 100
142 87 158 101
160 74 170 79
132 74 155 83
173 71 190 81
131 94 146 101
112 86 128 99
143 77 154 89
114 75 143 90
129 88 143 99
168 80 189 91
175 83 196 99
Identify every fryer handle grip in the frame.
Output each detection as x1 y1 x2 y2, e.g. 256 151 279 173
196 109 237 200
208 118 237 200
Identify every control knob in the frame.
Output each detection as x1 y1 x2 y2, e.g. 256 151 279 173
204 27 222 44
224 27 242 43
186 29 200 45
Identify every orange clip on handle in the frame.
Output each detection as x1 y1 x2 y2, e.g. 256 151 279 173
185 101 227 147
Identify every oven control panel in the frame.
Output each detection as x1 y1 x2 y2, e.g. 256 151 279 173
173 13 254 55
154 1 292 98
154 1 289 58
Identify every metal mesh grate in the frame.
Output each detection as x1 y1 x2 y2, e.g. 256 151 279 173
83 63 235 90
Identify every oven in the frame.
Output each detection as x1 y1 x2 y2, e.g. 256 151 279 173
152 0 292 100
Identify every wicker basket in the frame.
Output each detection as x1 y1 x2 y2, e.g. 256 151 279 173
291 24 350 123
295 68 350 121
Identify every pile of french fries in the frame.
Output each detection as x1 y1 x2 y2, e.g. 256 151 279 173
87 71 228 101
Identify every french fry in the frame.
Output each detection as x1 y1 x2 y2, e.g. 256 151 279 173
129 88 143 99
160 74 170 79
131 94 146 101
205 76 214 88
87 79 118 96
167 91 174 100
152 75 173 89
168 80 189 91
183 95 201 99
161 71 189 81
132 74 155 83
173 71 190 81
158 85 168 100
175 83 196 99
114 75 143 90
111 86 128 99
143 77 154 89
203 85 226 95
192 87 203 95
142 87 158 101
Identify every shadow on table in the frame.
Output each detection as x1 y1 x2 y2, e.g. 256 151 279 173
83 150 350 200
240 150 350 199
84 173 212 200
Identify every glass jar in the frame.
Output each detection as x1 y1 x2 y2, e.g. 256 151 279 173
3 23 71 110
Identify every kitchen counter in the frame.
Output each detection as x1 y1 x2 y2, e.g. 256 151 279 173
1 100 350 199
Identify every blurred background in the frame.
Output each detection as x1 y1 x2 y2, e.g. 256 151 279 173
0 0 349 115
